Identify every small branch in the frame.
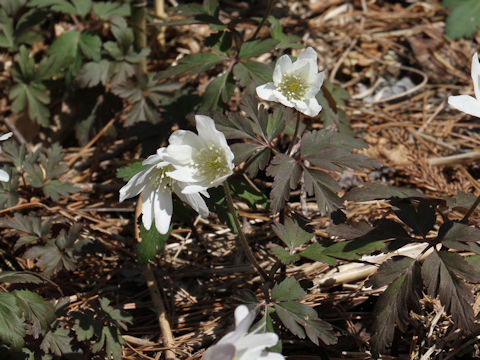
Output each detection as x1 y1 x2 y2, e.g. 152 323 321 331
131 0 148 73
135 201 177 360
154 0 166 48
428 151 480 166
461 194 480 224
223 181 269 282
288 111 301 155
250 0 274 41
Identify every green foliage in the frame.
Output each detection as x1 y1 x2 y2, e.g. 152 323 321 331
0 4 45 51
28 0 92 17
271 218 313 264
443 0 480 39
137 221 170 264
116 160 148 181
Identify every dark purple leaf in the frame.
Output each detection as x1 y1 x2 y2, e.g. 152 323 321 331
266 154 301 213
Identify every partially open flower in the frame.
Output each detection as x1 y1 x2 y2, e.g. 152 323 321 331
448 52 480 118
119 148 209 234
256 47 325 117
0 132 13 182
203 305 284 360
164 115 234 194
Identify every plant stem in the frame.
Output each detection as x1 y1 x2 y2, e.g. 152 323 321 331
288 111 301 155
461 194 480 223
250 0 275 41
223 181 269 282
131 0 147 73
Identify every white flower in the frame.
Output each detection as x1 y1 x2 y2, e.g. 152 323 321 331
203 305 284 360
448 52 480 118
256 47 325 117
119 148 209 234
164 115 234 194
0 132 13 182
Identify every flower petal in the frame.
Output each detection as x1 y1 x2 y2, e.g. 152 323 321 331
203 343 236 360
297 46 318 64
305 71 325 99
181 183 209 194
164 144 195 165
168 129 201 148
175 188 209 218
0 169 9 182
119 167 153 202
294 97 322 117
142 153 164 166
195 115 229 149
236 333 278 351
141 186 155 230
166 166 197 183
472 52 480 100
271 90 294 108
448 95 480 118
234 305 250 327
153 188 173 234
256 82 277 102
0 132 13 141
273 55 292 84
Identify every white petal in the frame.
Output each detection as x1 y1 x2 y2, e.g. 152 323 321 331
195 115 228 149
234 305 250 326
164 144 195 165
153 188 173 234
0 132 13 141
141 186 155 230
448 95 480 118
257 353 285 360
236 333 278 351
289 57 315 79
297 46 318 64
119 167 153 202
0 169 9 182
175 189 209 218
207 172 233 189
293 97 322 117
168 129 202 148
181 183 209 194
273 55 292 84
305 71 325 98
472 52 480 100
167 167 197 183
203 343 236 360
256 82 277 102
272 90 294 108
142 153 164 166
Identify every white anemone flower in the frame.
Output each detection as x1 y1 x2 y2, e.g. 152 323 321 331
164 115 234 194
448 52 480 118
256 47 325 117
0 132 13 182
119 148 209 234
203 305 284 360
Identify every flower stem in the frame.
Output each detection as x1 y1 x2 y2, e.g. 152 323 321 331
223 181 269 282
461 194 480 223
250 0 275 41
288 111 302 155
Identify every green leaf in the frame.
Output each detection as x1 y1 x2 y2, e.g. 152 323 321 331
238 38 279 59
267 16 303 49
116 161 148 181
203 0 218 16
272 277 306 301
43 180 77 201
0 271 43 284
266 154 302 213
199 71 233 111
72 309 97 341
303 167 343 214
227 176 269 210
13 290 55 337
40 326 72 356
272 218 313 250
274 301 337 346
99 297 132 330
390 198 436 237
204 31 231 55
0 292 25 349
137 221 170 264
92 2 130 19
29 0 91 17
441 222 480 250
204 185 237 232
235 61 273 85
369 258 422 356
299 243 337 265
271 246 300 264
343 183 423 202
422 250 477 332
76 60 110 87
157 52 223 79
443 0 480 39
9 81 50 127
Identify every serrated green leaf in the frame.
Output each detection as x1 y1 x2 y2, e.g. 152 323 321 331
238 38 279 59
267 16 303 49
138 221 170 264
272 218 313 250
116 161 148 181
343 183 423 202
76 60 110 87
422 250 476 332
274 301 336 345
266 154 302 213
443 0 480 39
43 180 77 201
237 61 274 85
299 243 337 265
13 290 55 338
40 326 72 356
99 297 132 330
72 309 97 341
204 31 231 55
92 2 130 19
203 0 218 16
228 176 269 210
271 246 300 264
441 222 480 251
9 81 50 127
0 292 25 349
29 0 91 17
204 185 237 232
272 277 306 301
0 271 43 284
157 52 223 79
390 198 436 237
303 167 343 214
199 71 232 111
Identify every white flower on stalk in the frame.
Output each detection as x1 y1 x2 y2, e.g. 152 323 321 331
164 115 234 194
203 305 284 360
256 47 325 117
448 52 480 118
119 148 209 234
0 132 13 182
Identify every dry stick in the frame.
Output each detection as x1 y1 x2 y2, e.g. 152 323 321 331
249 0 274 41
223 181 269 282
428 151 480 166
154 0 166 48
135 200 177 360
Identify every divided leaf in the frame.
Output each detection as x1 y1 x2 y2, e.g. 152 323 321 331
443 0 480 39
271 277 306 302
272 218 313 250
137 221 170 264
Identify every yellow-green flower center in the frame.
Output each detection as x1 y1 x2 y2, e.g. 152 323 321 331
150 166 175 191
192 144 230 182
278 74 309 100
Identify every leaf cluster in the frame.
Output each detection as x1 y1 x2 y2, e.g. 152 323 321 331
442 0 480 39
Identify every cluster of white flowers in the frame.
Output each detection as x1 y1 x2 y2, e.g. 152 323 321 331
0 132 13 182
119 115 234 234
448 52 480 118
256 46 325 117
203 305 284 360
